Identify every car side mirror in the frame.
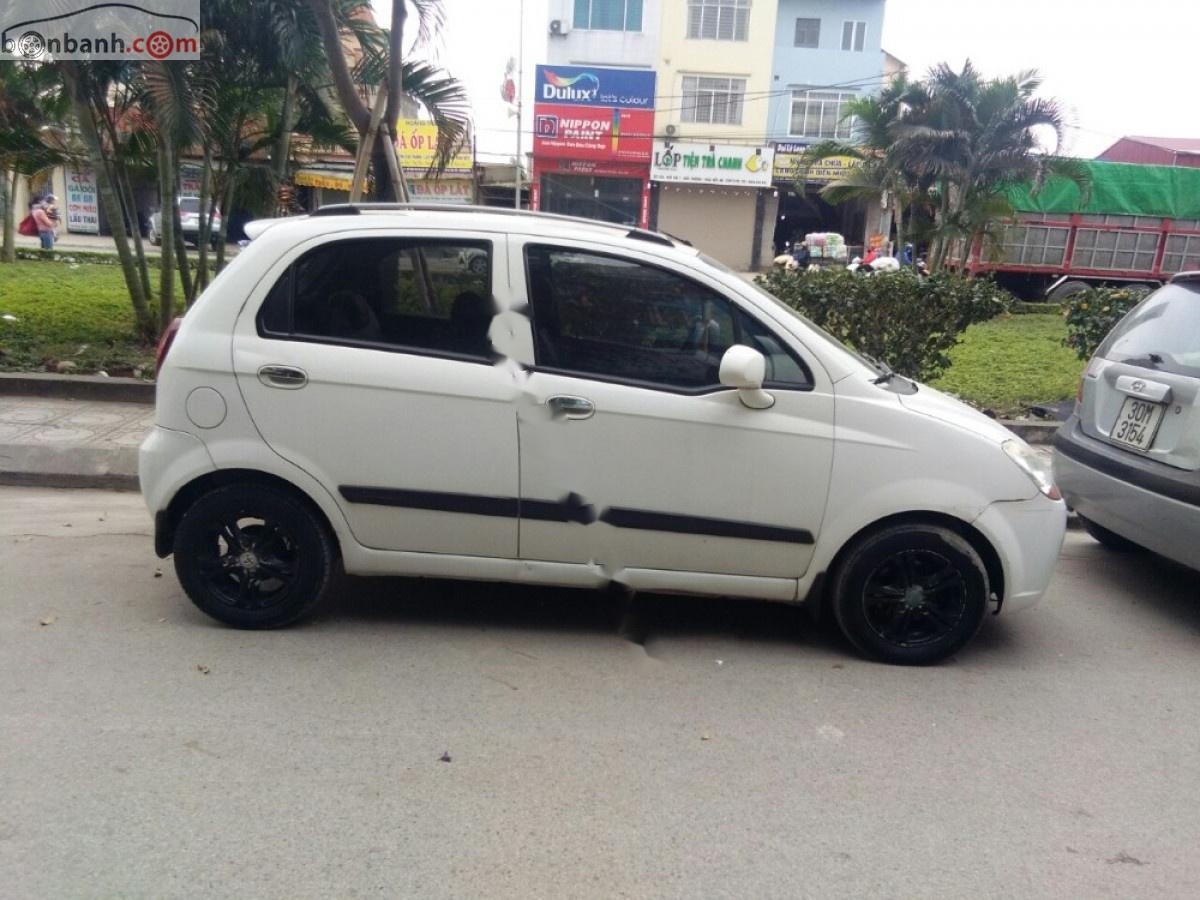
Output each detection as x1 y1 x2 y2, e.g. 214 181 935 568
719 345 775 410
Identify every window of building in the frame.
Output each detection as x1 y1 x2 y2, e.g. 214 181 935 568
687 0 751 41
788 89 857 139
573 0 643 31
524 246 811 391
681 76 746 125
841 20 866 51
794 17 820 48
258 238 495 360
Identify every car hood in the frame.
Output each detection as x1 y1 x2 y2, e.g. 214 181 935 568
898 383 1015 445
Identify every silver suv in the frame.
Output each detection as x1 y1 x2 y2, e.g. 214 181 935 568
1053 273 1200 567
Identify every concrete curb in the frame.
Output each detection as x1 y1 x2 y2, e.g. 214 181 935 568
1001 420 1059 445
0 372 155 404
0 471 140 491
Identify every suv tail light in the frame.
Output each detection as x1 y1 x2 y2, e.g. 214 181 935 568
155 317 183 376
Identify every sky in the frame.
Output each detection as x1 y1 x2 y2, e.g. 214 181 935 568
373 0 1197 163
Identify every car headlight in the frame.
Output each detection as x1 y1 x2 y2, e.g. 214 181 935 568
1002 439 1061 500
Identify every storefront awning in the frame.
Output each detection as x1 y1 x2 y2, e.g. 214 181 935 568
294 168 355 191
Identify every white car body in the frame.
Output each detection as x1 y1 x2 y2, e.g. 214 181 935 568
140 206 1065 659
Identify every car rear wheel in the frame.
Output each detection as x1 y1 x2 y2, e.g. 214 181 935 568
468 254 488 275
1078 515 1143 552
832 524 989 665
173 483 336 628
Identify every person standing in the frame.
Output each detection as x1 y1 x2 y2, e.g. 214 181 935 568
32 197 57 250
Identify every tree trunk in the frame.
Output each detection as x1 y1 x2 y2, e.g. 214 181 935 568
1 168 15 263
116 161 153 302
65 65 153 337
196 145 213 293
215 169 235 272
172 191 194 305
273 74 298 189
306 0 371 134
894 194 906 268
157 141 176 334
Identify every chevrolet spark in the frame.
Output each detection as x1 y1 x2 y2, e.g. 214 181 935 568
140 205 1066 664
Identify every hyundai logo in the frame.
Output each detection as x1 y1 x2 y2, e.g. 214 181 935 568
1132 380 1146 392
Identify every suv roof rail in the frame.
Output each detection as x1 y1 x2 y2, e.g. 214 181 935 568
308 202 684 249
1169 270 1200 283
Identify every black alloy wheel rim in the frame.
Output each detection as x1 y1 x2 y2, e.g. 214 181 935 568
861 549 968 647
196 513 299 610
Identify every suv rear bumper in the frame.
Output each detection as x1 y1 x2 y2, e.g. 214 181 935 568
1053 416 1200 570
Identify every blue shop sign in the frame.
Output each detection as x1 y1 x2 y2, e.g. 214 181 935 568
535 65 656 110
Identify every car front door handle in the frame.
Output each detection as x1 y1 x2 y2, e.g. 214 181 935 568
258 365 308 389
547 395 595 420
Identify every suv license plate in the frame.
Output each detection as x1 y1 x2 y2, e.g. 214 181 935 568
1110 396 1166 451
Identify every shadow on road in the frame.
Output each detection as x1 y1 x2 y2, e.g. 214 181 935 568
324 574 846 655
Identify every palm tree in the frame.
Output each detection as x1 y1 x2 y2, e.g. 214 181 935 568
891 62 1087 270
799 74 929 263
306 0 469 198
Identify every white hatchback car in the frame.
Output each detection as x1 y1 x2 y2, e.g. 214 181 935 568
140 205 1066 664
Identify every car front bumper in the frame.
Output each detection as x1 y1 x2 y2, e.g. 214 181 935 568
972 492 1067 612
1053 417 1200 571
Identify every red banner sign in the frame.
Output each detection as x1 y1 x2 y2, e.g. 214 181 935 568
533 104 653 162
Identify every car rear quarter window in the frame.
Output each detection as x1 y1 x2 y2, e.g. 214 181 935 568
257 237 494 360
524 244 812 391
1099 282 1200 379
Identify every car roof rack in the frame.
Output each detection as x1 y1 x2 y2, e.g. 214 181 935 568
308 202 685 249
1169 270 1200 283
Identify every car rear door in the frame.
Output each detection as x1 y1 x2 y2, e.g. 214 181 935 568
1083 280 1200 471
232 229 521 558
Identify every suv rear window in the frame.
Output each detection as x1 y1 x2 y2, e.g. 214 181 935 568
1099 282 1200 379
258 237 494 360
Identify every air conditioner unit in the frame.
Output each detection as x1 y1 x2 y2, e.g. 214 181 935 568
549 19 570 36
665 124 678 137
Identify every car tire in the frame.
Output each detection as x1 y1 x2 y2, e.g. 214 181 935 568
468 254 488 275
1078 515 1143 552
831 524 989 665
173 483 336 629
1048 279 1091 301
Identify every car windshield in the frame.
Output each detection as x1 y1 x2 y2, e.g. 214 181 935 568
1098 282 1200 379
699 253 881 376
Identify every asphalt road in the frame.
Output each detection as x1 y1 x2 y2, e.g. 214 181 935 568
2 486 1199 899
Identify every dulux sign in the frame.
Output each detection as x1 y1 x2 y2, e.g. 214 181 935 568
534 65 655 110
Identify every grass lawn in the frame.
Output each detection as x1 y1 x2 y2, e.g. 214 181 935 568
0 259 184 376
932 313 1084 417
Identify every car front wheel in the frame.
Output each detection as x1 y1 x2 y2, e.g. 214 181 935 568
172 483 336 628
832 524 989 665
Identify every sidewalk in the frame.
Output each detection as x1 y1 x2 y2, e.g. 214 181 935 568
0 395 151 490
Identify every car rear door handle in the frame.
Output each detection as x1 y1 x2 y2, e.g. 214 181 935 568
547 395 594 420
258 365 308 389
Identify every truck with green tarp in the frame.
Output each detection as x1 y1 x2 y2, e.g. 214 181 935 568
965 159 1200 299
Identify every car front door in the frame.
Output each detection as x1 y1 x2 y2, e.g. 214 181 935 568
513 241 835 587
232 231 520 558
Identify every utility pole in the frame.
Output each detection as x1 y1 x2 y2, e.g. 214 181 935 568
514 0 524 210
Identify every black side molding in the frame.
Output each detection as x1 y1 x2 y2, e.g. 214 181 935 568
599 507 815 544
338 486 812 543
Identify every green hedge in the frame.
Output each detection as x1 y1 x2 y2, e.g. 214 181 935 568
1061 287 1144 360
755 268 1012 380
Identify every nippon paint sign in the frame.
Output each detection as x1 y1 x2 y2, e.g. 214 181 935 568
650 141 774 188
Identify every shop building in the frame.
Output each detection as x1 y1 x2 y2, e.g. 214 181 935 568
530 64 657 227
766 0 890 254
647 0 783 268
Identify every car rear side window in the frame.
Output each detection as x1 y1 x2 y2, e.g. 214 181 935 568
1099 282 1200 379
257 237 494 360
525 245 812 391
